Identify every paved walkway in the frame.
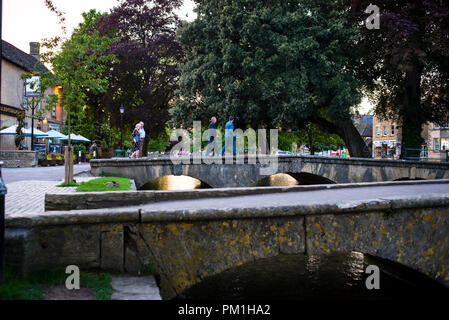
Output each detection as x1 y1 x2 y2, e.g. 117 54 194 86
1 163 91 184
111 276 161 300
5 177 95 217
140 183 449 213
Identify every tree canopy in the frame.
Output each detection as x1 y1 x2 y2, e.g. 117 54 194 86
98 0 184 155
171 0 371 157
351 0 449 153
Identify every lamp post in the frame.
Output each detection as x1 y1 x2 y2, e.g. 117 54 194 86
0 162 7 283
30 98 36 151
120 105 124 152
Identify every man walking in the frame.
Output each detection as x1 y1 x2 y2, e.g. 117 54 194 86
139 121 146 158
205 117 218 156
222 116 236 156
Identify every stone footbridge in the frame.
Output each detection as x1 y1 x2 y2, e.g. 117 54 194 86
5 181 449 299
90 155 449 189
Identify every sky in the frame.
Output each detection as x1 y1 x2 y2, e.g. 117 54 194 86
2 0 196 53
2 0 373 114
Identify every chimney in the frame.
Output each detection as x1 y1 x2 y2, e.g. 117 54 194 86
29 42 40 60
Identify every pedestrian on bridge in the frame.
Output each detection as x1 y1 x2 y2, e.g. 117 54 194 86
139 121 146 158
130 123 141 159
222 116 236 156
205 117 218 156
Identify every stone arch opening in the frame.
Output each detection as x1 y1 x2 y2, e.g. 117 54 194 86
393 177 426 181
288 172 337 185
251 173 300 187
139 175 212 190
251 172 337 187
176 251 448 299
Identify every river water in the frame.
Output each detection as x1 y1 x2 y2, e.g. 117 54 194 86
177 252 448 300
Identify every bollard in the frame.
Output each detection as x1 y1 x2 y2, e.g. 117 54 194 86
0 161 7 282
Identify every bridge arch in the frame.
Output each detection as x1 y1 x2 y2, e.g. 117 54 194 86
139 175 212 190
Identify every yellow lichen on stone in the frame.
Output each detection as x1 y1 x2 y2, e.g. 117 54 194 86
422 248 434 257
166 224 179 235
423 214 431 222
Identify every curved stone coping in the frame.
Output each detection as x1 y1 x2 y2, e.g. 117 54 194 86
6 208 140 228
139 193 449 223
90 155 449 168
8 191 449 228
45 179 449 211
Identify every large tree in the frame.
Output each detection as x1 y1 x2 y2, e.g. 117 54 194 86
171 0 371 157
38 9 117 155
98 0 183 156
351 0 449 155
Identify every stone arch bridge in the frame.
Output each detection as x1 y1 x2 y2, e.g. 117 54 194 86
7 187 449 299
90 155 449 189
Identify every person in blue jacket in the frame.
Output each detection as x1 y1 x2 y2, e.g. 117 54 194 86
222 116 236 156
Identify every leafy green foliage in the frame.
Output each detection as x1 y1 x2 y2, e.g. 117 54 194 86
76 177 131 192
171 0 369 157
352 0 449 151
0 269 112 300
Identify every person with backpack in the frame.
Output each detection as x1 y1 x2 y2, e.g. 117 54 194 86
130 123 141 158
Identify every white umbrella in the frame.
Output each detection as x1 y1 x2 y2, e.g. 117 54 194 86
0 124 48 137
73 134 91 142
60 133 91 142
44 129 68 139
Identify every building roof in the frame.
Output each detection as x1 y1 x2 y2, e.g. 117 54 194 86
358 123 373 138
1 40 50 73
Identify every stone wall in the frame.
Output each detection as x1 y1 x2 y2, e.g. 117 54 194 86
0 150 38 167
5 193 449 299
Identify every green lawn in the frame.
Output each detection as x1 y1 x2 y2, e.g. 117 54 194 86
76 177 131 192
0 269 112 300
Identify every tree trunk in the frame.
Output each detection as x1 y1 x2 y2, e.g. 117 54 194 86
93 105 103 158
307 127 315 155
400 61 424 159
312 117 372 158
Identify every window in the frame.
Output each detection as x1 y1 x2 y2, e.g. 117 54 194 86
442 138 449 151
52 107 56 117
383 126 388 136
390 125 395 136
376 127 380 137
434 138 440 152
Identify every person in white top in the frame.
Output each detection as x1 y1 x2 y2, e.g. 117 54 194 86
139 121 146 158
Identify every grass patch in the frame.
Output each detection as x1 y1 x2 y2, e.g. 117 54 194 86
0 269 112 300
56 182 80 187
76 177 131 192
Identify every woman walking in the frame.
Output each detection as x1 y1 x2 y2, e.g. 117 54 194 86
130 123 141 158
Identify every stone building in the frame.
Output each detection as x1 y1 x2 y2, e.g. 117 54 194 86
1 40 65 150
372 116 402 159
353 114 373 155
372 115 449 161
427 121 449 161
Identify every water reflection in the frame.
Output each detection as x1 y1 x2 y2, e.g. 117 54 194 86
177 252 448 300
141 175 209 190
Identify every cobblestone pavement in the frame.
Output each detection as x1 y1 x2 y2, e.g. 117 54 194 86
5 178 94 217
